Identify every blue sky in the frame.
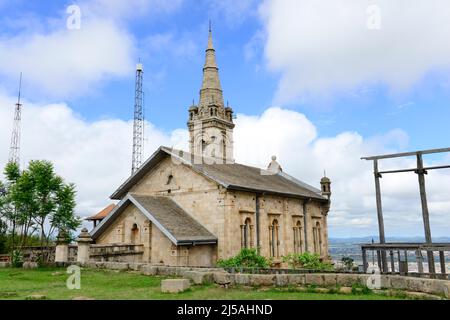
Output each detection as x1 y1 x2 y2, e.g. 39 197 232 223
1 0 450 237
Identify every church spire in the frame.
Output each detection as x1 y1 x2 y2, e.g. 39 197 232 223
199 23 224 111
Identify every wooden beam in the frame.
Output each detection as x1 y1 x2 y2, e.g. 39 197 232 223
378 165 450 175
416 154 436 274
439 251 446 275
362 249 368 273
390 250 395 273
416 250 424 274
362 147 450 161
373 160 388 272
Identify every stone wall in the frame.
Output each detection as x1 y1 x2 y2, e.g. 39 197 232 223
78 262 450 298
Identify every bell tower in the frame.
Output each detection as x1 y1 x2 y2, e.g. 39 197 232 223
188 25 235 164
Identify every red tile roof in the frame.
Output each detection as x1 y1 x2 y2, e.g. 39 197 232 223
86 204 116 221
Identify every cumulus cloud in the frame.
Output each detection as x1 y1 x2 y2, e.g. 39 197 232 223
234 107 450 237
259 0 450 102
0 92 185 227
2 94 449 236
0 0 185 99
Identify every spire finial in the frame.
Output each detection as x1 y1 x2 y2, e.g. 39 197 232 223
209 20 212 33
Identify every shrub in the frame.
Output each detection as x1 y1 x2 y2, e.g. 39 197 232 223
216 248 270 269
282 252 333 270
341 256 354 270
11 250 23 268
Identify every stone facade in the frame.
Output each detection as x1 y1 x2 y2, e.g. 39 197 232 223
90 30 331 268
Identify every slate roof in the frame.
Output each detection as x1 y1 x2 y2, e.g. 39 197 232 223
110 146 327 202
91 194 217 245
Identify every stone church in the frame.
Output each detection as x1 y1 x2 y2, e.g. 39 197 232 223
90 30 332 267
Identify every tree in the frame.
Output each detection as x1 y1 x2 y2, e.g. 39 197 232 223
0 160 81 260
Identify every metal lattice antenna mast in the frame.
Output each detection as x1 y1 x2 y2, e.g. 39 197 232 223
131 62 144 174
9 72 23 167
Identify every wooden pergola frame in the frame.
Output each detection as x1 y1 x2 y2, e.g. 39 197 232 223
361 147 450 276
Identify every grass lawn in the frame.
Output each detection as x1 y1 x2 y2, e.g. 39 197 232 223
0 267 403 300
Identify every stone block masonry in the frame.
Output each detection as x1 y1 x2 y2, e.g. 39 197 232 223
161 279 191 293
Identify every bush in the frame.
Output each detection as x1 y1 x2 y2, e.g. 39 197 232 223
282 252 333 270
11 250 23 268
341 256 354 270
216 248 270 269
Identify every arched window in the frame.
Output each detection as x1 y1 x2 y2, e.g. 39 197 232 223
131 223 139 244
269 219 280 258
293 221 302 254
166 174 174 185
241 218 253 249
313 221 322 255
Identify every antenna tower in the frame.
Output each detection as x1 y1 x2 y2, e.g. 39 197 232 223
131 63 144 174
9 73 23 166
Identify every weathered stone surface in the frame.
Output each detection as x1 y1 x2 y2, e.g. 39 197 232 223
184 271 214 285
213 272 234 285
390 276 407 290
234 274 250 285
0 262 10 268
128 263 144 271
322 274 337 287
274 274 289 287
305 274 323 286
248 274 275 287
161 279 191 293
339 286 352 294
105 262 129 271
22 262 39 269
287 274 305 286
26 294 47 300
141 265 158 276
335 274 356 287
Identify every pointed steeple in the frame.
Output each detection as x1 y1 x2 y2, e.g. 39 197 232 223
199 23 224 112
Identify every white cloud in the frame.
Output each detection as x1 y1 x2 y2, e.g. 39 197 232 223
1 93 449 237
0 0 185 99
0 92 184 227
259 0 450 102
0 19 134 98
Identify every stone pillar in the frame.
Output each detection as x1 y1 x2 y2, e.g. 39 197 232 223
76 228 92 264
55 230 69 264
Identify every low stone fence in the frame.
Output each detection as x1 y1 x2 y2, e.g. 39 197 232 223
89 244 144 263
77 261 450 298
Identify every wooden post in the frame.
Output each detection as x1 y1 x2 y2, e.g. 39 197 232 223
362 249 368 273
416 250 424 274
439 251 446 275
373 160 388 272
404 251 409 274
416 154 435 274
390 250 395 273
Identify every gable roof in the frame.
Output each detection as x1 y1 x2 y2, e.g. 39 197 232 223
91 194 217 245
110 146 327 202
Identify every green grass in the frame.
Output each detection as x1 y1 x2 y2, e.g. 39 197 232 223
0 268 403 300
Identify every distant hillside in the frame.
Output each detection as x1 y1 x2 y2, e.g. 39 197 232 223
329 236 450 244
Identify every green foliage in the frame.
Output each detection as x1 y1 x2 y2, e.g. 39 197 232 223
341 256 354 270
282 252 333 270
216 248 271 269
11 250 23 268
0 160 81 257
